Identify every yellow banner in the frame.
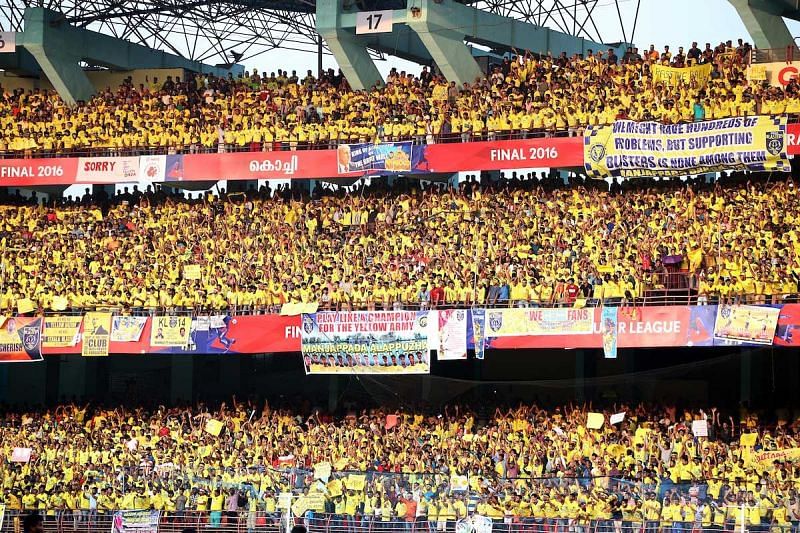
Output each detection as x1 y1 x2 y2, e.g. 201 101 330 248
150 316 191 347
82 312 112 357
585 116 789 179
204 419 224 436
43 316 83 348
326 479 343 498
183 264 202 280
753 448 800 468
714 304 780 345
51 296 69 312
344 474 366 491
485 308 593 337
17 298 35 315
747 62 799 87
651 63 712 87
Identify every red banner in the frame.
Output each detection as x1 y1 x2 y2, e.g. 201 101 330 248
484 306 717 350
787 123 800 155
41 314 301 355
423 137 583 172
0 158 80 186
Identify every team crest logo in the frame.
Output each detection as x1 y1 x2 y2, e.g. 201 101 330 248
168 315 179 328
589 143 606 163
766 131 784 156
456 310 465 321
720 306 731 319
418 315 428 329
302 315 315 334
21 326 41 352
488 312 503 332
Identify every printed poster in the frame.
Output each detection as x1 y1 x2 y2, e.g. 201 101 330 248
112 510 160 533
301 311 430 374
471 308 486 360
42 316 82 348
82 312 112 357
337 142 414 174
437 309 468 360
585 116 789 178
0 316 43 362
714 304 780 345
111 316 148 342
601 306 619 359
485 308 593 337
150 316 191 347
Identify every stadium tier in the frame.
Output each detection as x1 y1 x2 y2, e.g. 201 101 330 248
0 401 797 531
0 173 798 314
0 41 781 156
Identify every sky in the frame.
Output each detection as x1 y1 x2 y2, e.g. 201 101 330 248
241 0 800 79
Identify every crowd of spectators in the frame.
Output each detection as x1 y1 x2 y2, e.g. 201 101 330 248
1 398 799 530
1 171 799 314
0 38 785 156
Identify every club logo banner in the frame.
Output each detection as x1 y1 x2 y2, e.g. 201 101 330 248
651 63 713 87
301 311 430 374
82 312 111 357
0 317 42 362
42 316 82 348
111 316 148 342
585 116 789 178
437 309 468 360
485 308 593 337
471 309 486 360
150 316 191 347
714 304 780 345
337 142 415 174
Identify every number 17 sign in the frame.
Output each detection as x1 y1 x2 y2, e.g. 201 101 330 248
356 10 394 34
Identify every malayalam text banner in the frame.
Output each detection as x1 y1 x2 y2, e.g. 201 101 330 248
301 311 430 374
584 116 789 179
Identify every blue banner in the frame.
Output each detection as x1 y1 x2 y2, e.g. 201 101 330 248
337 142 420 174
601 306 618 359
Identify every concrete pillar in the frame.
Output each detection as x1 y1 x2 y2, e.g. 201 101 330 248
728 0 795 50
317 1 383 90
58 356 87 401
740 350 752 405
574 350 585 404
170 356 194 404
22 8 95 105
406 0 483 87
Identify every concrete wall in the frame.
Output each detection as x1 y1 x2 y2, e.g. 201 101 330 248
0 67 187 93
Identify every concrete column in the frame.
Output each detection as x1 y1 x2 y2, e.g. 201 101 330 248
317 1 383 90
728 0 795 50
170 356 194 404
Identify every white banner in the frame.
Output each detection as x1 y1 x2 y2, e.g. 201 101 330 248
112 510 160 533
110 316 148 342
356 10 393 34
437 309 468 360
76 157 139 183
0 32 16 53
139 155 166 181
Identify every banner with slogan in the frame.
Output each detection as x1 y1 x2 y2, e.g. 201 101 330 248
601 306 619 359
82 312 112 357
337 141 416 174
150 315 191 347
111 316 148 342
714 304 780 345
301 311 430 374
651 63 713 87
584 116 789 179
747 62 799 87
753 448 800 469
0 317 42 362
42 316 82 348
437 309 468 360
485 308 594 337
112 510 160 533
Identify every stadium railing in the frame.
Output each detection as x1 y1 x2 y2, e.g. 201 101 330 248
2 113 799 159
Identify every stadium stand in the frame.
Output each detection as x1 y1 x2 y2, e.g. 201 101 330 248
0 400 797 532
0 39 780 157
0 172 798 313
